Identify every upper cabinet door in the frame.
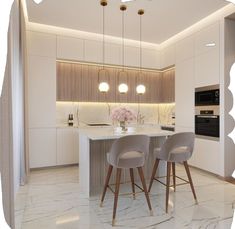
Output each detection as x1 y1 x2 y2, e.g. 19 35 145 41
142 49 160 69
28 56 56 128
84 40 102 63
105 43 121 65
160 45 176 69
125 46 140 67
194 22 220 87
175 35 195 63
195 22 220 56
161 69 175 103
27 31 56 58
57 36 84 61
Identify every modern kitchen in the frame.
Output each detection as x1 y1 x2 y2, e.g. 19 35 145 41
2 0 235 228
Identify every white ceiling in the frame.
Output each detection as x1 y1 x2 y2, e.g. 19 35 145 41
26 0 228 44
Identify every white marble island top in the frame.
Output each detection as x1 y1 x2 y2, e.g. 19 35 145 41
78 125 174 140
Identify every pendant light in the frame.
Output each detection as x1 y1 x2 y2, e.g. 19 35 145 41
136 9 146 95
98 0 110 93
118 5 128 94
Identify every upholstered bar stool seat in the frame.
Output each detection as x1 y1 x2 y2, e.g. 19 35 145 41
154 146 191 162
149 132 198 213
107 151 145 168
100 135 153 226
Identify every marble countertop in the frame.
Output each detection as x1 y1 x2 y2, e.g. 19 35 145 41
78 125 174 140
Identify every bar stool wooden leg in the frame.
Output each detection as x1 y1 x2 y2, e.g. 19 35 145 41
148 159 160 192
166 162 171 213
138 167 153 216
112 168 122 226
183 161 198 204
100 165 113 207
172 162 176 192
130 168 135 200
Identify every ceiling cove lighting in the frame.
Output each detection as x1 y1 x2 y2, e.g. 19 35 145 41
225 0 235 4
121 0 135 2
98 0 110 93
136 9 146 95
33 0 43 4
205 43 216 47
118 5 129 94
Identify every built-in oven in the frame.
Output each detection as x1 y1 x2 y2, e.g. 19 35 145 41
195 89 219 106
195 110 219 137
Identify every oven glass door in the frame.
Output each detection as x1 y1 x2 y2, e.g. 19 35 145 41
195 115 219 137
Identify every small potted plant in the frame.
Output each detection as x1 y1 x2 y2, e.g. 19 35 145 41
111 106 136 132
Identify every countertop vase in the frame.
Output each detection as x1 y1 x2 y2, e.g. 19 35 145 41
120 121 127 132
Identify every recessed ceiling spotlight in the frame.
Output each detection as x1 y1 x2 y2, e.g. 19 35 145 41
33 0 43 4
121 0 135 3
205 43 216 47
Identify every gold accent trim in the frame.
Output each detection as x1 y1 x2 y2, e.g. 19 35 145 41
100 0 107 6
56 59 175 73
138 9 144 15
120 5 127 11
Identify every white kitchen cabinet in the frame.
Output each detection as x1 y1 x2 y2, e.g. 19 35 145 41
105 43 121 65
125 46 140 67
142 48 160 69
160 44 176 68
56 128 79 165
195 22 220 56
84 40 102 63
57 36 84 61
29 128 57 168
175 58 194 130
27 31 56 57
175 35 195 63
195 48 220 88
189 138 220 175
28 55 56 128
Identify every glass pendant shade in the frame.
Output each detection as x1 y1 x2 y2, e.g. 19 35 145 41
33 0 43 4
136 84 146 94
118 83 128 94
99 82 109 93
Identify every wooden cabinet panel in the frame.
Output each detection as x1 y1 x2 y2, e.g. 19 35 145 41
56 62 175 104
57 62 73 101
162 69 175 103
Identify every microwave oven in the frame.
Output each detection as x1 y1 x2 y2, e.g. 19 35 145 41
195 89 219 106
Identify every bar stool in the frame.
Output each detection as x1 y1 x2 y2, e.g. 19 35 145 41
148 132 197 213
100 135 153 226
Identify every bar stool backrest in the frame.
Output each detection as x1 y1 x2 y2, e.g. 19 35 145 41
159 132 195 161
109 135 150 167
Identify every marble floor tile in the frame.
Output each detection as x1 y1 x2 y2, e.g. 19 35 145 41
15 165 235 229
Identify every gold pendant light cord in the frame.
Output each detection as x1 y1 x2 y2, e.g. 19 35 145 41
122 9 124 71
102 4 105 70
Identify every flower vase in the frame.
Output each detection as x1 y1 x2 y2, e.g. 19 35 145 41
120 121 127 132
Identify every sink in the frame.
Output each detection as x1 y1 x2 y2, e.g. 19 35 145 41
87 123 111 127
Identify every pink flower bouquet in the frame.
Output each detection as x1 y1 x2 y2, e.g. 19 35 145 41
111 107 137 123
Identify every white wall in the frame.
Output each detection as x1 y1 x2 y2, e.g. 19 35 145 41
0 0 26 227
224 18 235 177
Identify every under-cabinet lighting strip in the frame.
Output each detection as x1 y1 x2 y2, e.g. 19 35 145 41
56 59 175 73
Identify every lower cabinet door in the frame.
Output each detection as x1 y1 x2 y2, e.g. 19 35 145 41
29 128 57 168
56 128 79 166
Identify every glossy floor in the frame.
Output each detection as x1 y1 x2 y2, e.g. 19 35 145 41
15 165 235 229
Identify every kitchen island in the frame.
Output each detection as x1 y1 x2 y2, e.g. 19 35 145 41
78 125 174 197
